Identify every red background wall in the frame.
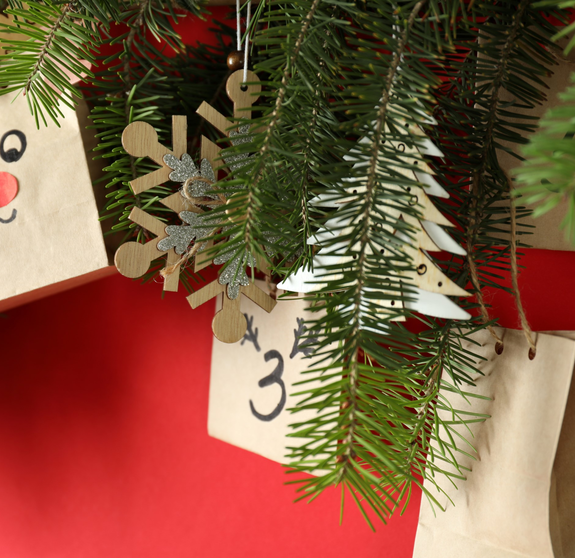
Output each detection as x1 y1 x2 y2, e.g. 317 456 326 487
1 8 575 558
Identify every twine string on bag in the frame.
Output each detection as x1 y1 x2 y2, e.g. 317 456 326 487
467 173 505 354
506 170 537 359
467 250 505 354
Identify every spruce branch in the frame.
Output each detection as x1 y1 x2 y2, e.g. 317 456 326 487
466 0 530 247
341 0 427 475
0 1 99 125
242 0 323 252
24 2 74 96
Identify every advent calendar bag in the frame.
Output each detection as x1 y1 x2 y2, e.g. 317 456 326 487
412 328 575 558
209 282 330 464
0 93 112 312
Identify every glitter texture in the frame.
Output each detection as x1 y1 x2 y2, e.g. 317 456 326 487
158 211 213 255
186 157 217 198
163 153 217 199
214 249 256 299
224 124 254 174
164 153 198 183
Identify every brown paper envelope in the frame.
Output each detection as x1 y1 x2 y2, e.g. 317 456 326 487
0 93 110 310
413 328 575 558
209 282 334 466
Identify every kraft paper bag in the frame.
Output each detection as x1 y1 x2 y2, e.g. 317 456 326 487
0 93 112 312
497 40 575 251
412 328 575 558
209 282 331 465
549 331 575 558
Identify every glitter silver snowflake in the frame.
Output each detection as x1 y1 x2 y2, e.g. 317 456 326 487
214 248 256 299
163 153 217 199
224 124 254 174
158 211 213 255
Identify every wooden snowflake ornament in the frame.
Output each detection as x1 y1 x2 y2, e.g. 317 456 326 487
113 70 276 344
114 116 188 292
188 70 277 344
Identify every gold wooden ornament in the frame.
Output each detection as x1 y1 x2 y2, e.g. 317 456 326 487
114 116 187 292
114 70 276 343
187 70 277 344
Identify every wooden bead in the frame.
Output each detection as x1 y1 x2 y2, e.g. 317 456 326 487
227 50 244 71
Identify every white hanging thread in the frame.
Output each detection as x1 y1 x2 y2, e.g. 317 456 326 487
236 0 252 83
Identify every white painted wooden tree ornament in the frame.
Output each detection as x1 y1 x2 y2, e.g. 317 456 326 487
114 69 277 344
278 118 471 325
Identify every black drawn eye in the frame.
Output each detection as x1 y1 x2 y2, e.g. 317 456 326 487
0 130 27 163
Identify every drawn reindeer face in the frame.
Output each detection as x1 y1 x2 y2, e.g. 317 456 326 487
0 130 27 224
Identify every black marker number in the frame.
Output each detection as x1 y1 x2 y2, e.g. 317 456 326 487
0 130 27 163
250 350 286 422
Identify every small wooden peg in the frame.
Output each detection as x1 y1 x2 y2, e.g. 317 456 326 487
226 70 261 120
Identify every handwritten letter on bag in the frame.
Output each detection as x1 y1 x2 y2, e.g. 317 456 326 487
209 282 326 464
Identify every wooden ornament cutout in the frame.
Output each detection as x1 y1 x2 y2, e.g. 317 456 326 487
188 69 276 343
0 172 18 207
122 116 187 195
226 70 261 119
115 69 275 341
192 70 261 274
114 206 180 291
188 280 277 344
212 293 246 344
115 117 188 289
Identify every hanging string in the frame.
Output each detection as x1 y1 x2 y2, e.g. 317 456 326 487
467 173 505 354
506 170 537 359
236 0 242 52
235 0 252 84
243 0 251 83
467 251 505 354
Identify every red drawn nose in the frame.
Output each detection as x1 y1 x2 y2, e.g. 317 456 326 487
0 172 18 208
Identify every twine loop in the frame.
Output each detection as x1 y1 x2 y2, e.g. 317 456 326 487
467 170 537 359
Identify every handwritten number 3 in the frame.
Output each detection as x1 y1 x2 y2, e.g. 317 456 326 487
250 350 286 422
